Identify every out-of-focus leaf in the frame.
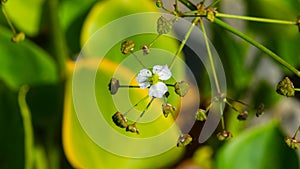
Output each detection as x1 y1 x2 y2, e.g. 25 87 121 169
62 1 195 168
216 121 299 169
4 0 45 36
245 0 299 38
63 59 184 169
80 0 158 45
0 26 58 90
59 0 99 54
0 82 24 169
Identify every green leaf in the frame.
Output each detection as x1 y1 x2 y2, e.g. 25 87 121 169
63 0 189 168
216 121 299 169
0 26 58 90
4 0 45 36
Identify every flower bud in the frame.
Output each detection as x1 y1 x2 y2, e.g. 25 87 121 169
11 32 25 43
112 112 128 128
126 123 140 134
256 103 265 117
162 103 176 118
141 45 150 55
108 78 120 95
174 81 189 97
237 110 248 121
177 134 192 147
276 77 295 97
217 130 232 141
285 137 299 149
206 8 217 22
195 109 207 121
121 40 135 54
157 16 173 34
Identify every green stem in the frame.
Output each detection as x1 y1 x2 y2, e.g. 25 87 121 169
216 13 297 25
294 88 300 92
293 125 300 139
47 0 68 80
1 4 16 34
124 95 149 116
18 86 34 169
199 18 221 94
169 17 200 68
213 18 300 77
136 97 155 121
208 0 220 8
178 0 197 10
220 102 225 130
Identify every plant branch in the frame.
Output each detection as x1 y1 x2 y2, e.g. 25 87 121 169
213 18 300 77
169 17 200 68
18 85 34 169
216 13 297 25
47 0 68 80
199 18 221 94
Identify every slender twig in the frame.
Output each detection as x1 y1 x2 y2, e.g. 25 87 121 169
213 18 300 77
18 86 34 169
1 5 16 34
136 97 155 122
199 18 221 94
216 13 297 25
169 17 200 68
47 0 68 80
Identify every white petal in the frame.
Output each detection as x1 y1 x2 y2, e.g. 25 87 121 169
136 69 152 88
152 65 171 80
149 82 168 98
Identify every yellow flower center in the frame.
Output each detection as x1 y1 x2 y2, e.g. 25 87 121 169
149 74 159 85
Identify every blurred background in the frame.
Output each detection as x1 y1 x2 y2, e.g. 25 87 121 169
0 0 299 169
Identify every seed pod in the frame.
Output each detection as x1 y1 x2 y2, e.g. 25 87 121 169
157 16 173 34
141 45 150 55
112 112 128 128
162 103 176 118
121 40 135 54
108 78 120 95
276 77 295 97
126 123 140 134
217 130 232 141
174 81 189 97
196 109 207 121
285 137 299 149
11 32 25 43
256 103 265 117
177 134 192 147
237 110 248 121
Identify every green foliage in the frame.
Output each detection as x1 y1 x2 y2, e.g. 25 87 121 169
0 26 58 90
216 121 299 169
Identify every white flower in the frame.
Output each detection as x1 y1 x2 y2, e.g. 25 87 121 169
136 64 172 98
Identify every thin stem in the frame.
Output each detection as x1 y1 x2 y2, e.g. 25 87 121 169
47 0 68 80
1 5 16 34
148 34 162 47
199 18 221 94
18 86 34 169
208 0 220 8
292 125 300 139
124 95 149 115
131 52 147 69
178 0 197 11
169 17 200 69
119 85 141 88
219 102 225 130
216 13 297 25
213 18 300 77
136 97 155 122
294 88 300 92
